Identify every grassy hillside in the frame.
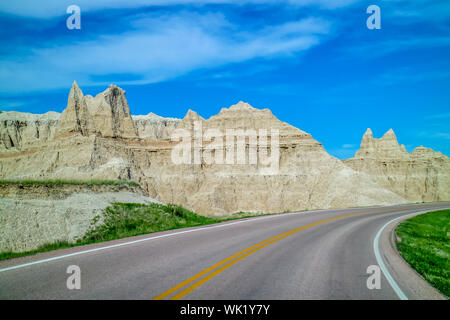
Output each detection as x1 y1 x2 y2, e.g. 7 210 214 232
82 203 221 242
0 202 261 261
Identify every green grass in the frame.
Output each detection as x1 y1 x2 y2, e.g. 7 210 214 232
0 203 268 261
82 203 222 242
0 241 77 261
396 209 450 297
0 179 140 187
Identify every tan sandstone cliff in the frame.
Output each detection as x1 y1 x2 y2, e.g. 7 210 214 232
0 111 59 150
344 128 450 202
1 83 448 215
55 82 138 139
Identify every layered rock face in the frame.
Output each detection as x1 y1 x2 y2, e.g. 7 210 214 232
1 83 448 215
133 112 180 140
354 128 409 159
161 101 406 213
0 82 180 149
55 82 138 139
344 129 450 202
0 111 59 150
0 188 159 252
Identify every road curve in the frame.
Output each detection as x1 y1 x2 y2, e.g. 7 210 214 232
0 202 449 300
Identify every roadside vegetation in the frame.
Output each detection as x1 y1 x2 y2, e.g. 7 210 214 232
395 209 450 297
0 241 75 261
0 202 265 261
82 203 221 242
0 179 140 187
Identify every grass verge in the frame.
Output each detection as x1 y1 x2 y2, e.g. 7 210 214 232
0 241 76 261
0 179 140 187
395 209 450 297
0 203 266 261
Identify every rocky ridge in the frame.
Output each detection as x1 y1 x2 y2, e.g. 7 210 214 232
0 111 59 150
1 82 448 215
344 128 450 202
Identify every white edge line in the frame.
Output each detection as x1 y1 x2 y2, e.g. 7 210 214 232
4 205 444 274
0 209 319 273
373 212 418 301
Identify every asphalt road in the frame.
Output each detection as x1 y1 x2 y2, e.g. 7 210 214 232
1 202 449 300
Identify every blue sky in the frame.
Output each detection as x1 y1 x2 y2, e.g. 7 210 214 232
0 0 449 158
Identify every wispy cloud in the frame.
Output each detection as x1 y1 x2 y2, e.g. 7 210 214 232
434 132 450 139
328 147 356 159
426 112 450 120
0 98 38 111
0 13 332 93
374 67 450 86
382 0 450 23
343 36 450 60
0 0 358 18
417 130 450 140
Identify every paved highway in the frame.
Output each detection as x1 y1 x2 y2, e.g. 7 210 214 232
0 202 448 300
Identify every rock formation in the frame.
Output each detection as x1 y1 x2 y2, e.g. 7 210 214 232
133 112 180 140
1 83 448 215
353 128 409 159
0 184 159 252
0 111 59 150
55 82 138 139
344 129 450 202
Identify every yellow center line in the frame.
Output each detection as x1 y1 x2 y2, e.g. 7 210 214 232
154 208 397 300
153 224 304 300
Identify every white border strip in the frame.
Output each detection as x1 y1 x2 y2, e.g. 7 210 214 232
0 209 317 273
373 213 416 300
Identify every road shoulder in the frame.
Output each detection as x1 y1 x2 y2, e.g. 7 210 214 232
378 210 447 300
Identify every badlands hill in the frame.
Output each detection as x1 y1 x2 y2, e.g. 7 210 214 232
344 128 450 203
1 82 449 215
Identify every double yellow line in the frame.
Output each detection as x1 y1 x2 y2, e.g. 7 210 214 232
154 208 394 300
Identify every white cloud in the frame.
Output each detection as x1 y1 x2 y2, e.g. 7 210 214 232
434 132 450 139
341 36 450 61
0 0 358 18
328 147 356 159
374 67 450 86
382 0 450 22
0 13 331 93
426 112 450 120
